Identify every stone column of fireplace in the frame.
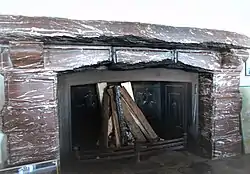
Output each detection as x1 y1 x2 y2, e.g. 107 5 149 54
1 42 59 165
212 50 248 158
198 49 248 159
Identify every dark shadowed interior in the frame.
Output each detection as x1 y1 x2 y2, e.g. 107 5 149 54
69 80 193 154
71 85 101 151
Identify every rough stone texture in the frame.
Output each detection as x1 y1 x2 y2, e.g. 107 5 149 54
211 51 245 159
1 70 59 165
9 42 44 69
0 15 248 167
197 50 247 159
178 52 221 71
115 49 172 64
44 47 111 71
212 71 242 158
0 15 250 49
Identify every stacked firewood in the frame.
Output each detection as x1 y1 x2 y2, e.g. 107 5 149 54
100 85 159 149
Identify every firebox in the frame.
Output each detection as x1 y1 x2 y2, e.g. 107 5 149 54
0 15 249 169
58 68 199 162
68 80 193 155
70 80 193 154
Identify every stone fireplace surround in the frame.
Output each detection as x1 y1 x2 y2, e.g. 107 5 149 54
0 15 249 167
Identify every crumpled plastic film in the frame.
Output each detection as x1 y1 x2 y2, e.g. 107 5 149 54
178 52 221 71
0 15 248 167
0 15 250 48
212 69 243 158
3 70 58 165
44 48 111 71
115 49 172 64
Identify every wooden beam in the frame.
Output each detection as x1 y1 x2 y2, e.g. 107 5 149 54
120 87 158 141
122 96 151 141
121 98 146 142
100 90 110 148
107 88 121 148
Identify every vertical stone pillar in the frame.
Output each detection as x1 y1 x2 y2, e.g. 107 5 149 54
2 42 59 165
212 70 242 158
198 49 247 159
211 50 248 158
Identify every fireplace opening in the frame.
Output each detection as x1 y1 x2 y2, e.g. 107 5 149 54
57 69 202 163
69 80 193 160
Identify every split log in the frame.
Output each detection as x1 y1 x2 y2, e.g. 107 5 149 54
122 97 152 141
120 87 158 141
114 86 129 145
121 97 146 142
107 88 121 148
101 90 110 148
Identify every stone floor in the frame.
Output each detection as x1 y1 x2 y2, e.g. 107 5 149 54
60 151 250 174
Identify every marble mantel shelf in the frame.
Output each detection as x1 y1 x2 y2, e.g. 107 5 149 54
0 15 249 49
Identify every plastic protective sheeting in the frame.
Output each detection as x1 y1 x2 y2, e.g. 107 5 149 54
112 49 213 72
1 70 58 165
115 49 172 64
44 48 111 71
9 42 44 69
0 15 249 167
198 70 243 158
0 15 250 49
178 52 221 71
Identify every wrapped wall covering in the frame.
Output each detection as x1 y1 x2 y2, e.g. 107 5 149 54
0 15 249 166
0 15 250 49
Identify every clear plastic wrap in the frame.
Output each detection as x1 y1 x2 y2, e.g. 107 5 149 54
44 47 111 71
0 15 248 168
2 70 58 165
178 52 221 70
0 15 250 48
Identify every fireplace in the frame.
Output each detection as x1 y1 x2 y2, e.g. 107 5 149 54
0 15 249 169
